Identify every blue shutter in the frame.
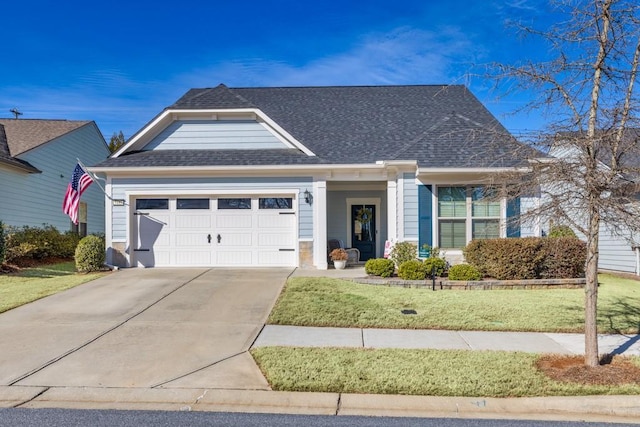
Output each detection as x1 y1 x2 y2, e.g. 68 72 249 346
418 185 433 253
506 197 521 238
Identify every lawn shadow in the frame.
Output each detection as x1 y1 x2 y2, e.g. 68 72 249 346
16 267 74 279
601 297 640 334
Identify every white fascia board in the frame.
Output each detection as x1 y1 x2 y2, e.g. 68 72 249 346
89 162 400 176
113 108 317 158
418 167 530 174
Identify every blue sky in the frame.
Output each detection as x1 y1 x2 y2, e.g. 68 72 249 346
1 0 555 141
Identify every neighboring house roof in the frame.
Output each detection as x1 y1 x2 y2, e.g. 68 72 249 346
102 84 537 169
0 119 93 173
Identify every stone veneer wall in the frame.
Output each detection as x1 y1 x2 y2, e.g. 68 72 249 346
299 241 314 268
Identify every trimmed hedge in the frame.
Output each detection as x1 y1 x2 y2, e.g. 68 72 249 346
364 258 395 278
4 225 82 262
75 235 105 273
398 260 428 280
423 257 447 277
448 264 482 281
463 237 586 280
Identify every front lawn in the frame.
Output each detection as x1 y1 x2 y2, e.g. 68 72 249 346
251 347 640 397
267 274 640 333
0 261 108 313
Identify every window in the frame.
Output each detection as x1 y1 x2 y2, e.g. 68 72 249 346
136 199 168 210
438 187 467 248
438 186 501 248
177 198 210 210
259 197 293 209
471 187 500 240
71 202 88 237
218 198 251 209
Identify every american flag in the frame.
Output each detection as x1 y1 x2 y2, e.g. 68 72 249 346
62 163 94 224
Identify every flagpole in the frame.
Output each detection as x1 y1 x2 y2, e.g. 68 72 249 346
76 158 121 203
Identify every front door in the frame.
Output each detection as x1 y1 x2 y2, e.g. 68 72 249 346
351 204 376 261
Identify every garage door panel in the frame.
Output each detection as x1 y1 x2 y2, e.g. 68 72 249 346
219 232 252 246
176 233 210 247
216 214 252 228
176 215 212 229
257 232 295 247
176 251 211 265
257 214 294 228
258 250 296 266
217 251 252 265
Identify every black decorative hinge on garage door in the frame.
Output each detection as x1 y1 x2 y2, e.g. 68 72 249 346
133 248 150 252
279 212 295 215
279 249 295 251
133 212 149 216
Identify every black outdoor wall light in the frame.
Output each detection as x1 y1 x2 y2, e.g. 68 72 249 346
304 189 313 205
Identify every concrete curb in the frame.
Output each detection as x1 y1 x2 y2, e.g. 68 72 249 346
3 386 640 423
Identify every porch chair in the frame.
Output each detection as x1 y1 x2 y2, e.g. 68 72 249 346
327 239 360 265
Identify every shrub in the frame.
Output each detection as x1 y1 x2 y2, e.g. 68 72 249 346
463 237 586 280
398 259 428 280
423 257 447 277
548 225 577 238
0 221 5 265
389 241 417 267
448 264 482 281
364 258 395 277
75 235 105 273
3 224 82 262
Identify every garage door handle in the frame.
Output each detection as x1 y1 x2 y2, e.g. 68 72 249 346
217 234 222 243
207 234 212 244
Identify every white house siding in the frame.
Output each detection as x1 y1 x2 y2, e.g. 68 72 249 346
109 176 313 244
143 120 287 151
0 124 108 233
402 173 419 239
598 222 638 274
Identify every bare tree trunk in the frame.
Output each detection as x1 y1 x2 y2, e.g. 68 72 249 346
584 201 600 367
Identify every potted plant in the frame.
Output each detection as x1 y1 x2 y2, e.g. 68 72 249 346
329 248 349 270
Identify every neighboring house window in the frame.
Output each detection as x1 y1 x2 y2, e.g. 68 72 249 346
437 186 501 248
71 202 88 237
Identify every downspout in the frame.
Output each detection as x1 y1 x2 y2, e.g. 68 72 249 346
633 246 640 276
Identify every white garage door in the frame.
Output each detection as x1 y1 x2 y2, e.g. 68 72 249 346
133 196 297 267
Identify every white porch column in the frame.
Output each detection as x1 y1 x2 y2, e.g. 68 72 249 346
387 178 398 241
313 179 328 269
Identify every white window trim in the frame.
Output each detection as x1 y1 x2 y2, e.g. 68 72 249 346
435 185 505 249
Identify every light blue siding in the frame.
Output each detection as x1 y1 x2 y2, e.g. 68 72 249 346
0 124 108 233
110 177 313 241
143 120 288 151
403 173 419 238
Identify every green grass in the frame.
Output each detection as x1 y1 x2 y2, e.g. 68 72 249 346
251 347 640 397
267 274 640 333
0 261 108 313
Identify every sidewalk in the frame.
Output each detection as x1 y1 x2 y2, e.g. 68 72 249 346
254 325 640 356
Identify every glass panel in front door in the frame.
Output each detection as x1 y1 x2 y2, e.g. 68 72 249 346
352 204 376 261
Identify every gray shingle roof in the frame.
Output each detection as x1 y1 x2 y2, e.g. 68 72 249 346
102 84 537 168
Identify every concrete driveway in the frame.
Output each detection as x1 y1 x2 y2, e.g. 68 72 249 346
0 268 290 389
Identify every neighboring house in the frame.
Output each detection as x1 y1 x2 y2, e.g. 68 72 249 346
92 84 540 269
549 133 640 275
0 119 109 235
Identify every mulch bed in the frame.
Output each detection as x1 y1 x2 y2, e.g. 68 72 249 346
537 354 640 385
